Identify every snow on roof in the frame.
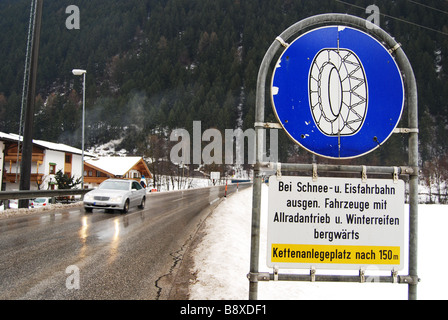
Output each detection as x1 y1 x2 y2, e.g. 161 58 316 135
85 157 143 176
0 132 95 157
33 139 94 156
0 132 21 142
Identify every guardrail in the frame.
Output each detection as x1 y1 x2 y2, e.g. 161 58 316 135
0 189 93 201
0 182 253 202
0 181 253 209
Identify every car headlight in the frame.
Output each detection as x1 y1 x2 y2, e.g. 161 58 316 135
109 195 123 203
84 194 93 202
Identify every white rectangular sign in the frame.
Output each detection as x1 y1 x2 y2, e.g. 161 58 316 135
267 176 405 270
210 171 220 181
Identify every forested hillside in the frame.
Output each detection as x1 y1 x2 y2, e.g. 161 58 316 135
1 0 448 196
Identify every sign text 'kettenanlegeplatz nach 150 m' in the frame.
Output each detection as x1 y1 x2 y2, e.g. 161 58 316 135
267 176 405 270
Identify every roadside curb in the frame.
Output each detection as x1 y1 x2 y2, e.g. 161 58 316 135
168 196 229 299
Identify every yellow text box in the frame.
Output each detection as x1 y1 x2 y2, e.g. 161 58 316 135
271 244 400 265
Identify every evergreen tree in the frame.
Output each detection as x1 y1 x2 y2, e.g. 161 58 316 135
54 170 82 190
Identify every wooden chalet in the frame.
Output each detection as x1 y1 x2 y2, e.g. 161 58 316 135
83 157 152 187
1 132 87 191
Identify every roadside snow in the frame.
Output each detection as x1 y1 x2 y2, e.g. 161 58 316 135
189 186 448 300
0 202 82 220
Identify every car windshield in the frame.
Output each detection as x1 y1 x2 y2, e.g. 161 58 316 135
99 181 130 191
34 198 47 203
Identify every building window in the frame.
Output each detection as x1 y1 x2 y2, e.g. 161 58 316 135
65 154 72 164
49 163 56 174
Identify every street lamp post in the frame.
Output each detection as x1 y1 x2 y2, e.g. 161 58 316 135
72 69 87 189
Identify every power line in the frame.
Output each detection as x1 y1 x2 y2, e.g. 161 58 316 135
334 0 448 36
406 0 448 16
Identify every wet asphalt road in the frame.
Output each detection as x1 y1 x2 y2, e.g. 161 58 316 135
0 184 245 300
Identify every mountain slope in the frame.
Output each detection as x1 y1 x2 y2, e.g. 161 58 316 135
0 0 447 177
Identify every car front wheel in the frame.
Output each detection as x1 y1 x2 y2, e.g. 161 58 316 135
122 199 130 214
138 197 146 209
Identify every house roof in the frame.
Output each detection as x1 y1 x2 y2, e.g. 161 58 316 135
0 132 17 143
0 132 95 157
85 157 152 178
33 138 95 156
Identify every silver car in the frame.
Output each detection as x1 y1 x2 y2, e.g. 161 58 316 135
30 197 51 208
83 179 146 213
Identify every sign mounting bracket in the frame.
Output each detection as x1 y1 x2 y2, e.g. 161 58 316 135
275 36 289 48
312 163 318 181
393 128 419 134
361 165 367 182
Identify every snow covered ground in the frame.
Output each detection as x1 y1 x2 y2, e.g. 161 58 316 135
189 186 448 300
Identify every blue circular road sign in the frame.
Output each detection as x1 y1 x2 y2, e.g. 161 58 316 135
271 26 404 159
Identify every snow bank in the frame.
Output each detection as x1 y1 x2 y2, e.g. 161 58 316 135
189 186 448 300
0 202 82 220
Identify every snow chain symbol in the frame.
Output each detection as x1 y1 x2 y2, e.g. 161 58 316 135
309 48 368 136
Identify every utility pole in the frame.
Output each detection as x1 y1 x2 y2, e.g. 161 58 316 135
19 0 43 208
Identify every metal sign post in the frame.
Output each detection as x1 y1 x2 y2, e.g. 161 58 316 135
249 14 419 300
